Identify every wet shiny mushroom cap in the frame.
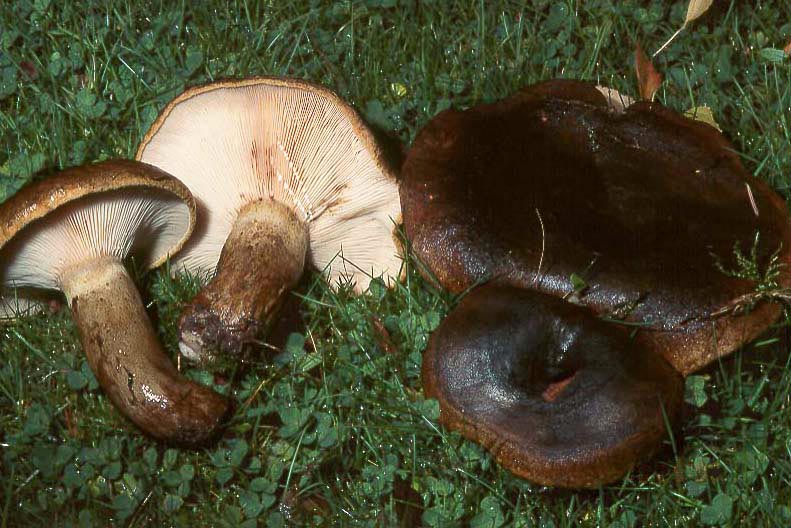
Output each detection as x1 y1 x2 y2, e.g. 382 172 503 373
423 284 683 488
402 79 791 375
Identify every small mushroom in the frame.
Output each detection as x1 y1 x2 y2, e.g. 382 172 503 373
402 79 791 375
423 285 682 488
136 77 402 361
0 160 230 445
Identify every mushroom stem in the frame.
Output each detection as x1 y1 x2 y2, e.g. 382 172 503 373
179 199 309 361
61 257 230 446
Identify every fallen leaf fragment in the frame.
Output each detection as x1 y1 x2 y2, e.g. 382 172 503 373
542 372 578 402
19 61 37 79
784 40 791 57
654 0 714 57
685 0 714 25
684 106 721 131
595 85 636 113
63 406 80 438
635 43 662 101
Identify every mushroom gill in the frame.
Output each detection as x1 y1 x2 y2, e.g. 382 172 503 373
137 77 402 362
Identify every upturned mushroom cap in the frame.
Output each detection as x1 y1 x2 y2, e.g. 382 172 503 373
423 284 683 488
0 159 193 287
136 77 402 291
402 79 791 375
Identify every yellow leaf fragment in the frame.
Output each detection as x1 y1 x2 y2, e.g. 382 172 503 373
595 86 635 113
685 0 714 25
684 106 721 131
654 0 714 57
390 82 408 99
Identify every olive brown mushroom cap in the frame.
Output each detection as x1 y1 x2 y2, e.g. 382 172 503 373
0 160 230 445
136 77 402 291
402 79 791 375
0 159 194 285
423 284 683 488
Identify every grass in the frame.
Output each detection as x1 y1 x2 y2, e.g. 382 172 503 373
1 0 791 525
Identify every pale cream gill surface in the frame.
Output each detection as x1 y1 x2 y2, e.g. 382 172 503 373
0 189 191 291
138 83 401 292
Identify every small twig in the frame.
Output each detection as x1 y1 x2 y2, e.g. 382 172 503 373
241 371 278 410
124 489 154 528
13 470 40 496
707 288 791 319
533 208 545 285
653 26 684 58
745 182 759 217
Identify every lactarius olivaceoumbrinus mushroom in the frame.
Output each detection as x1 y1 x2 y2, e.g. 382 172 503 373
403 79 791 376
423 285 682 488
136 77 402 362
401 79 791 486
0 160 230 445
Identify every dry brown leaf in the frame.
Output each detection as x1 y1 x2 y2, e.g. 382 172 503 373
784 40 791 57
635 43 662 101
654 0 714 57
595 86 636 113
19 61 37 80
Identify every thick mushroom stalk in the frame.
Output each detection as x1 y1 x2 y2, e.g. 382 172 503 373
62 258 230 445
0 160 231 443
136 78 403 365
179 200 309 360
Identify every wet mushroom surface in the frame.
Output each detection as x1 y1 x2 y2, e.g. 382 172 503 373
423 284 683 489
402 79 791 487
402 79 791 376
0 160 230 446
136 77 402 362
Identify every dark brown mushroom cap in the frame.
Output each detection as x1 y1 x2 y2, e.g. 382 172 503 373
402 79 791 375
423 284 683 488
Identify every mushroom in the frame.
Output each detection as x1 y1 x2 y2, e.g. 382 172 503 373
423 284 682 488
402 79 791 376
401 79 791 486
136 77 402 361
0 160 230 445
